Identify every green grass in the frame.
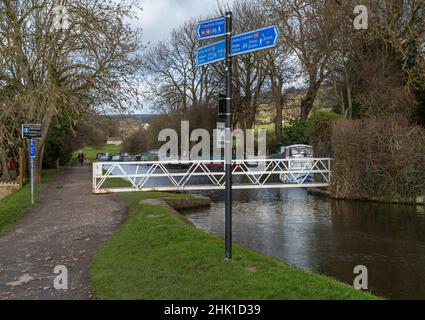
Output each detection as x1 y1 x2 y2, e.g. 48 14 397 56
255 123 275 134
0 170 54 236
82 144 121 161
101 177 133 188
91 192 379 300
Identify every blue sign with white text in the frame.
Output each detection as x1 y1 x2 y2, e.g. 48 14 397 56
197 17 226 40
231 25 279 57
30 139 36 160
196 40 226 66
195 26 279 66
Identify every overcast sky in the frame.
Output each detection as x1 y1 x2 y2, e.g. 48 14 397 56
133 0 232 45
127 0 233 113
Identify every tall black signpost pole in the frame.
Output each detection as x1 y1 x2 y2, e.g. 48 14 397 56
196 13 278 260
224 11 233 259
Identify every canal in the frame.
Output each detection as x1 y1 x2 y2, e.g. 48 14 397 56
185 188 425 299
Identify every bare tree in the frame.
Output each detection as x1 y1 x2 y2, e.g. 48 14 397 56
142 20 219 116
0 0 143 181
266 0 340 122
329 0 425 119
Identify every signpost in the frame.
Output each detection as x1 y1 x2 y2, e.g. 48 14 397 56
197 16 226 40
196 40 225 67
22 124 42 139
195 26 279 66
195 13 279 259
22 124 42 205
231 25 279 56
30 139 36 205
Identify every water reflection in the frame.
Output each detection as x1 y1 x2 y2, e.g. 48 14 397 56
185 189 425 299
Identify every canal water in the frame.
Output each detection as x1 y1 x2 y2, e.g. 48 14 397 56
105 163 425 299
184 188 425 299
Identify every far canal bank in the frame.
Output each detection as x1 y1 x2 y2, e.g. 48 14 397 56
184 188 425 299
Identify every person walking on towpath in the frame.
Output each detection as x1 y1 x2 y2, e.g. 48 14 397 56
77 152 85 166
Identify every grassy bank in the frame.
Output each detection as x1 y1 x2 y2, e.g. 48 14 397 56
82 144 121 161
0 170 54 236
91 192 378 300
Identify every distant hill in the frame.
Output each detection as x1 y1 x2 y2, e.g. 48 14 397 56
106 114 158 123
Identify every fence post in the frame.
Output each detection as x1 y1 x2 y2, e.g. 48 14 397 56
18 147 25 187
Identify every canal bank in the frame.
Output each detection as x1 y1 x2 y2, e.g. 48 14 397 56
184 188 425 299
90 191 377 300
307 187 425 206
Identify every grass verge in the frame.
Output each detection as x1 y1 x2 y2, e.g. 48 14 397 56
81 144 121 161
0 170 54 236
91 191 379 300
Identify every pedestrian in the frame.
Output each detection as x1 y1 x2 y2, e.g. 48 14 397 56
77 152 85 166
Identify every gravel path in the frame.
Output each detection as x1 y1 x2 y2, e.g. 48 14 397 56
0 164 127 300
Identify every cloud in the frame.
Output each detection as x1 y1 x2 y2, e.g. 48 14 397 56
132 0 231 45
126 0 233 113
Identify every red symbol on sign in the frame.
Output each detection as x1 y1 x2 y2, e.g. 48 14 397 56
253 32 259 38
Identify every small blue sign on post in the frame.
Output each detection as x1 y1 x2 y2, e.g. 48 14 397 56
197 17 226 40
29 138 36 205
231 25 279 57
196 40 226 66
30 139 36 160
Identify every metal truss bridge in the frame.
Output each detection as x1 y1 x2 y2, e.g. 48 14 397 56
92 158 332 194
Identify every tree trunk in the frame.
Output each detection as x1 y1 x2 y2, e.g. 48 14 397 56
0 150 12 181
272 78 284 142
300 84 319 123
275 100 283 141
34 110 54 183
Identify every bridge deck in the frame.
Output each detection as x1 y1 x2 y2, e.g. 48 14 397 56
92 158 332 193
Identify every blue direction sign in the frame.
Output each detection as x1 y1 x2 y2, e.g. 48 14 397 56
197 17 226 40
231 25 279 57
195 25 279 66
196 40 226 66
30 139 36 160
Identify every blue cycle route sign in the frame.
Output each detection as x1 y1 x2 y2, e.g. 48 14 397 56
231 25 279 57
30 139 36 160
196 40 226 66
195 25 279 66
197 16 226 40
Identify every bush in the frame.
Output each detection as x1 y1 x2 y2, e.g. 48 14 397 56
279 109 340 156
306 109 341 157
331 115 425 202
121 127 148 154
281 121 308 146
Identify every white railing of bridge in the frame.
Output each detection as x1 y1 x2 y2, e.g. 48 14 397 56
92 158 332 193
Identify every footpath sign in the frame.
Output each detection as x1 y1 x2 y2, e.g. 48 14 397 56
231 26 279 56
22 124 42 139
196 25 279 66
196 40 226 66
195 14 279 259
22 124 42 205
197 17 226 40
30 139 36 161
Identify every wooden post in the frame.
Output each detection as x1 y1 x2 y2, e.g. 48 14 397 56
18 147 26 187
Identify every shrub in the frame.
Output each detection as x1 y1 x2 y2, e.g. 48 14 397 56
331 115 425 202
306 109 341 157
281 121 308 146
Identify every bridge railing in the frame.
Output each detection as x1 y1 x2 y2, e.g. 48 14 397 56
92 158 332 193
